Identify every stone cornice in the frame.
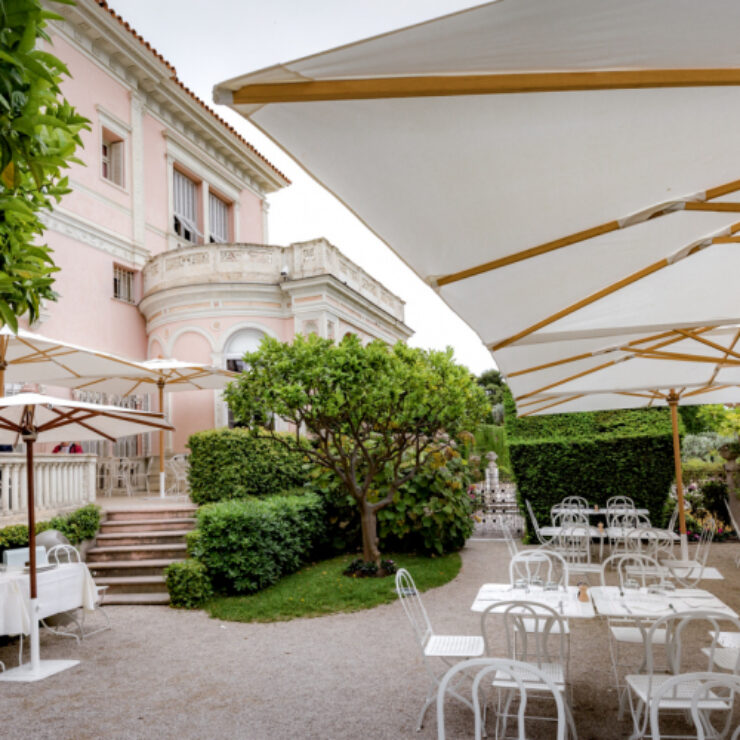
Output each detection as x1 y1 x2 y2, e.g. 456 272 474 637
41 207 150 267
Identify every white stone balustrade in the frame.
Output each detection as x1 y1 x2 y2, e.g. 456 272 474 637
0 454 97 525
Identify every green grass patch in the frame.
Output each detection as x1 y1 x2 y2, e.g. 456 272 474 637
204 551 462 623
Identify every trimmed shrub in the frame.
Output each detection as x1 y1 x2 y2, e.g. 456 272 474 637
505 392 676 528
188 492 326 594
0 504 101 556
187 428 307 504
165 560 213 608
308 443 478 556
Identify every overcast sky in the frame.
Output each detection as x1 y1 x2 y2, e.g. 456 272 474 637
105 0 495 374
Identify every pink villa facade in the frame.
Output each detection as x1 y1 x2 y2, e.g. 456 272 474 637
28 0 412 460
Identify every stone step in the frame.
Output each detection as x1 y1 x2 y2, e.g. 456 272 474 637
88 558 178 578
103 592 171 606
96 530 192 547
87 543 187 562
99 517 196 533
104 506 197 522
96 575 167 594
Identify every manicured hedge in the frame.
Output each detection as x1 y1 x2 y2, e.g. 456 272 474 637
164 559 213 608
505 392 676 528
187 492 326 594
0 504 101 556
474 424 511 474
187 428 307 504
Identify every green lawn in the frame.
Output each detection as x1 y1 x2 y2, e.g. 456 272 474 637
205 551 462 623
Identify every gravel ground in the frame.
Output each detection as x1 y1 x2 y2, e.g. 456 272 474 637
1 539 739 740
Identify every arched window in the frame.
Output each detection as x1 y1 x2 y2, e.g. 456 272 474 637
224 328 265 373
223 328 267 429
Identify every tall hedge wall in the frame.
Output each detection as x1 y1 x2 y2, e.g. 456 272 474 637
187 428 306 504
505 392 677 528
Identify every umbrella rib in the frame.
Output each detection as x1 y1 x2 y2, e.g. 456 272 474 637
706 328 740 386
518 394 586 417
437 183 740 288
511 331 700 401
506 328 691 378
230 69 740 105
490 230 740 351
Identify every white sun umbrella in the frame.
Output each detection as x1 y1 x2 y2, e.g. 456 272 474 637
214 0 740 557
495 324 740 559
52 360 236 497
0 326 153 391
0 393 173 682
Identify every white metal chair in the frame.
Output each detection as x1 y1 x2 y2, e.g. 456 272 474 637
41 545 110 642
395 568 485 731
661 520 716 587
724 500 740 569
166 454 189 496
480 601 573 736
436 657 577 740
509 549 569 590
607 495 636 511
625 611 740 739
600 553 672 710
525 499 558 546
559 495 589 510
648 672 740 740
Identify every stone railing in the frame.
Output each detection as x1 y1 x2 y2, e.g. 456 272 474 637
0 454 97 525
142 240 405 321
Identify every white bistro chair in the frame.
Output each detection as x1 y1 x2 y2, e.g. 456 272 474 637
436 657 577 740
625 610 740 739
724 500 740 569
396 568 485 731
649 672 740 740
661 520 716 587
480 601 573 737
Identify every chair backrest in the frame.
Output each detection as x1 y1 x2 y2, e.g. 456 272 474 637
436 657 575 740
606 495 635 510
47 544 81 564
649 671 740 740
509 550 569 589
615 552 666 590
551 508 589 527
525 499 545 544
560 495 588 510
644 611 740 676
726 499 740 536
481 601 570 670
502 524 520 559
694 519 716 565
552 524 592 566
395 568 433 651
623 527 672 559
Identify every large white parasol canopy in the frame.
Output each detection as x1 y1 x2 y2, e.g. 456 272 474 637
0 393 173 683
214 0 740 557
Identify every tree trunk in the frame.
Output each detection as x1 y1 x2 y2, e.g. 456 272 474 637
360 503 381 565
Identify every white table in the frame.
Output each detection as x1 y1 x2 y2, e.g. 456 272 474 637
0 562 98 637
590 586 737 619
551 507 649 517
471 583 596 618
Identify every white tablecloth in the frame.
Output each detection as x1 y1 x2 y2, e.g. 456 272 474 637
471 583 596 618
0 562 98 636
590 586 737 619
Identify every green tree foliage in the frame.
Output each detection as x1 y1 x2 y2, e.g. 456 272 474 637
224 334 489 564
477 368 509 423
504 391 676 528
0 0 89 330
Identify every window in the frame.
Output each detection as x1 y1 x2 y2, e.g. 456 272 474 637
224 329 266 427
173 169 201 243
113 265 135 303
209 193 229 243
101 128 124 187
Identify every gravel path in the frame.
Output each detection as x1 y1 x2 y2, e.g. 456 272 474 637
1 539 739 739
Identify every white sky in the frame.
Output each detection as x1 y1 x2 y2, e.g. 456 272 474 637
104 0 495 374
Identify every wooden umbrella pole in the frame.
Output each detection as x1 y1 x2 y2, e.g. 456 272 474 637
158 379 165 498
668 390 689 560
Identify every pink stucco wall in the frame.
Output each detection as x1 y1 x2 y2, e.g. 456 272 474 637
40 233 147 359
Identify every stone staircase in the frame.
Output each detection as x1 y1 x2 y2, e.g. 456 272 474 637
87 504 197 605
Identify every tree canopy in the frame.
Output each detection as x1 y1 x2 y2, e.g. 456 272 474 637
224 334 490 563
0 0 89 330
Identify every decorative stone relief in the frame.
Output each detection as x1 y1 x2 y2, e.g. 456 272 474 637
302 320 319 335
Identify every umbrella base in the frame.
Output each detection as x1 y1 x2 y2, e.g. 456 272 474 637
0 659 80 682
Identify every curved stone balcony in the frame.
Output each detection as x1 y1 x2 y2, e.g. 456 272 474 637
142 240 405 321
